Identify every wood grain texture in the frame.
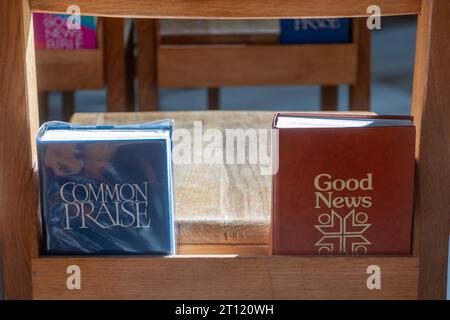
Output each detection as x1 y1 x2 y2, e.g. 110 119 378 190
158 44 357 88
411 0 450 300
71 111 272 245
0 0 39 299
137 19 158 109
349 18 371 111
30 0 421 18
177 244 268 255
37 50 104 90
24 1 40 163
104 18 129 112
32 256 419 300
36 19 104 91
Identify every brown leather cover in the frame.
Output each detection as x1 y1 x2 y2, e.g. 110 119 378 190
271 113 415 255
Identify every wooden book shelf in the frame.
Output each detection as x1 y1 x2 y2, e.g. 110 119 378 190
0 0 448 300
52 110 417 300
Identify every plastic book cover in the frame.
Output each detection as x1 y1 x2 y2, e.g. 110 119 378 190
36 121 175 255
33 13 97 50
280 18 351 44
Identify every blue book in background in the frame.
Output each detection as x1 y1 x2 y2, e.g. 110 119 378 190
36 120 175 255
280 18 351 44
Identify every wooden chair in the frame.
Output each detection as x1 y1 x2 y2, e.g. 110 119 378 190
36 17 135 121
0 0 448 300
135 18 371 111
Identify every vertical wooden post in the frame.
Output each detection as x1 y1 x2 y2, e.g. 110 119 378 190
38 91 49 124
137 19 159 110
320 85 339 111
349 18 371 111
0 0 40 299
104 18 129 112
207 87 220 110
412 0 450 300
62 91 75 121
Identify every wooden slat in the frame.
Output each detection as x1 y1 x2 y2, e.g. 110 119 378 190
158 44 357 88
32 256 419 299
30 0 421 18
104 18 129 112
0 0 39 299
36 50 103 90
411 0 450 300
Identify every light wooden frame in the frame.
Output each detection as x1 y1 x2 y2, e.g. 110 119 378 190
0 0 448 300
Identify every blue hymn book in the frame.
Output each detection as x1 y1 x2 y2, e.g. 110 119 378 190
36 120 175 255
280 19 351 44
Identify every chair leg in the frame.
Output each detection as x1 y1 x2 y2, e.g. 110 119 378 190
208 87 220 110
320 85 338 111
62 91 75 122
137 19 159 111
411 0 450 300
38 91 49 124
125 21 135 111
349 18 371 111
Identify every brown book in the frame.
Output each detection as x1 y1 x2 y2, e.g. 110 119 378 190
271 113 415 255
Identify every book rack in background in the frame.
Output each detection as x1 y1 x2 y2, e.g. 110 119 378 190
134 18 370 111
36 17 104 121
36 17 135 121
0 0 449 300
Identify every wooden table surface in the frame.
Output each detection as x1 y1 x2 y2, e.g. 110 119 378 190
71 111 274 254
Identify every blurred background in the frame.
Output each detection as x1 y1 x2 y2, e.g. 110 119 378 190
36 16 416 121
